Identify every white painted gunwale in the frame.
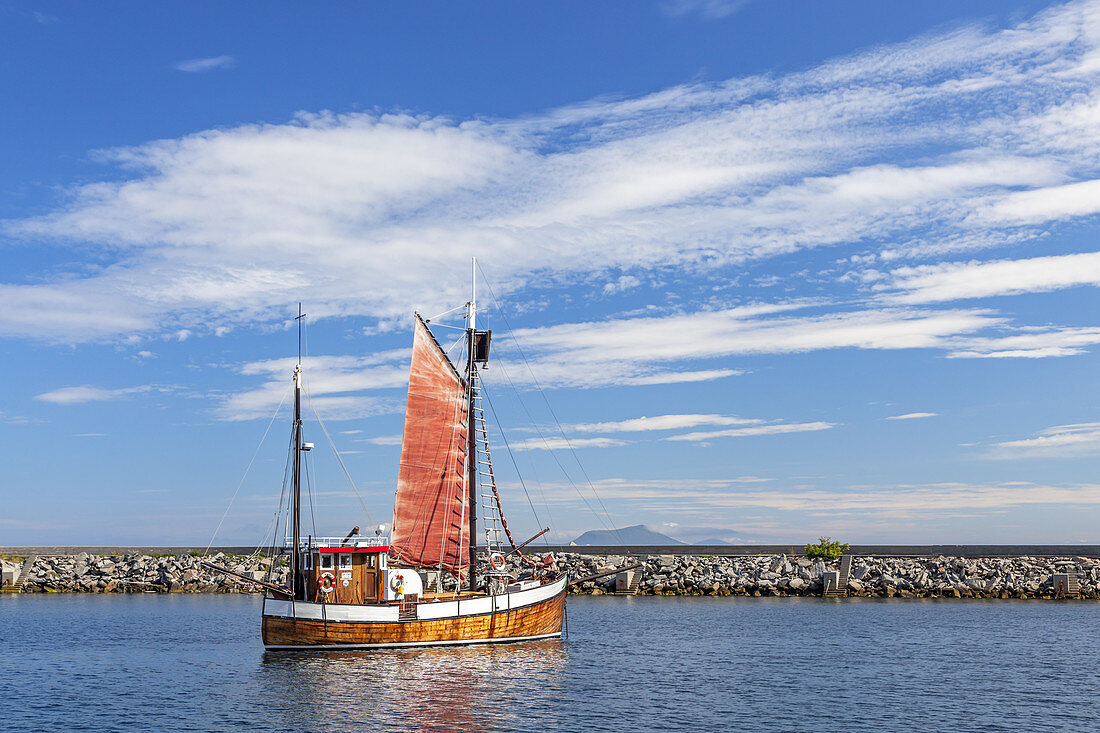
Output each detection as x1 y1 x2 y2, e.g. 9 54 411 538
261 574 567 624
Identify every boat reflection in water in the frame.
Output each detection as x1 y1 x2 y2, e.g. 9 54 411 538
259 639 567 731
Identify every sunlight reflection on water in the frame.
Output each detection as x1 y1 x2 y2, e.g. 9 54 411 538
259 640 567 732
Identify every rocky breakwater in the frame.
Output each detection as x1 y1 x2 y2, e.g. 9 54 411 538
11 553 287 593
553 553 1100 599
7 551 1099 599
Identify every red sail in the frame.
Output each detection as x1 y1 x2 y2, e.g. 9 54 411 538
389 316 470 580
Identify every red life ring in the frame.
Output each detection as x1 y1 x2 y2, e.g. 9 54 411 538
318 572 335 594
490 552 506 571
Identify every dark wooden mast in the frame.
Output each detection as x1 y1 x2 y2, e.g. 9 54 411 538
291 304 305 600
466 302 478 591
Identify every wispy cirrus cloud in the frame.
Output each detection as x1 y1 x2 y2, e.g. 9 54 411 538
173 55 235 73
534 477 1100 516
945 326 1100 359
498 304 1007 388
357 434 402 446
987 422 1100 458
510 436 628 452
554 412 834 443
35 384 166 404
885 412 937 420
662 0 751 20
215 352 408 421
9 2 1100 345
878 251 1100 304
665 421 835 442
565 413 761 433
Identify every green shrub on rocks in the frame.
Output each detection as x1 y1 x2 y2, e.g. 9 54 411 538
803 537 850 560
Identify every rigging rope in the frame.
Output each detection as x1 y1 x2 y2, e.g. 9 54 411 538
304 443 318 537
204 385 291 556
302 379 377 528
480 381 551 561
476 262 632 551
271 422 295 554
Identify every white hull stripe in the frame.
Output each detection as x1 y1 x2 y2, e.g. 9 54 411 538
263 631 563 650
263 575 567 623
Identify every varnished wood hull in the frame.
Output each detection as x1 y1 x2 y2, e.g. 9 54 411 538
262 578 566 649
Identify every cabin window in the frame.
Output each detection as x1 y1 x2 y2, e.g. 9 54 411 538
320 553 333 570
363 555 375 569
339 553 352 570
302 551 313 570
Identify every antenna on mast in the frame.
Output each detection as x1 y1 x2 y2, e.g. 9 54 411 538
296 302 306 365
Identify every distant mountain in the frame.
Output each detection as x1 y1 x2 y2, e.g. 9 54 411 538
571 524 684 545
694 538 732 545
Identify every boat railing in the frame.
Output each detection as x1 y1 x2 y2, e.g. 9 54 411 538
282 535 390 550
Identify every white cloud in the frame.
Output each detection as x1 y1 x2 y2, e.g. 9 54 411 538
10 3 1100 343
885 412 937 420
173 55 235 73
557 412 833 443
663 0 750 19
360 434 403 446
216 353 408 421
0 410 35 424
988 422 1100 458
946 326 1100 358
35 385 159 404
601 275 642 295
499 304 1002 387
665 421 835 442
882 251 1100 304
534 477 1100 515
509 436 627 452
566 414 761 433
977 179 1100 225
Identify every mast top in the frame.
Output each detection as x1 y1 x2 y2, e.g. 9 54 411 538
295 302 307 367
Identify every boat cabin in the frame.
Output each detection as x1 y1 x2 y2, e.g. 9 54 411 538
295 536 423 605
300 538 388 604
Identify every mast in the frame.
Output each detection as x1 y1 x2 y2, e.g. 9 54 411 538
291 304 305 600
466 258 478 590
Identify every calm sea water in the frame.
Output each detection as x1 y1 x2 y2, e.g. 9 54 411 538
2 594 1097 732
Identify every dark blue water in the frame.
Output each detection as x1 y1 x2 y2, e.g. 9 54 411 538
2 594 1097 732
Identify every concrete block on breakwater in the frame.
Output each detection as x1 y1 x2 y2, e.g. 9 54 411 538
549 553 1099 599
5 551 1099 599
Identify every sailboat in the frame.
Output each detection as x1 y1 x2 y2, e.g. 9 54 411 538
252 263 568 649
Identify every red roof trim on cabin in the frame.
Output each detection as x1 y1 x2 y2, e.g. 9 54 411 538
316 546 390 554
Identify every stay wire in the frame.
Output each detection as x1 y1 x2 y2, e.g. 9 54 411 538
480 380 552 535
489 353 617 540
476 262 630 550
302 379 377 528
205 385 290 556
304 445 317 537
271 422 295 556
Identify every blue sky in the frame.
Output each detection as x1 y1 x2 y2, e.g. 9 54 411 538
5 0 1100 546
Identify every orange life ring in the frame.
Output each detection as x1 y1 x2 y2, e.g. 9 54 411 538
489 552 506 571
318 572 335 594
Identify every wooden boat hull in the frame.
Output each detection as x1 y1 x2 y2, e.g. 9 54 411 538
261 575 567 649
